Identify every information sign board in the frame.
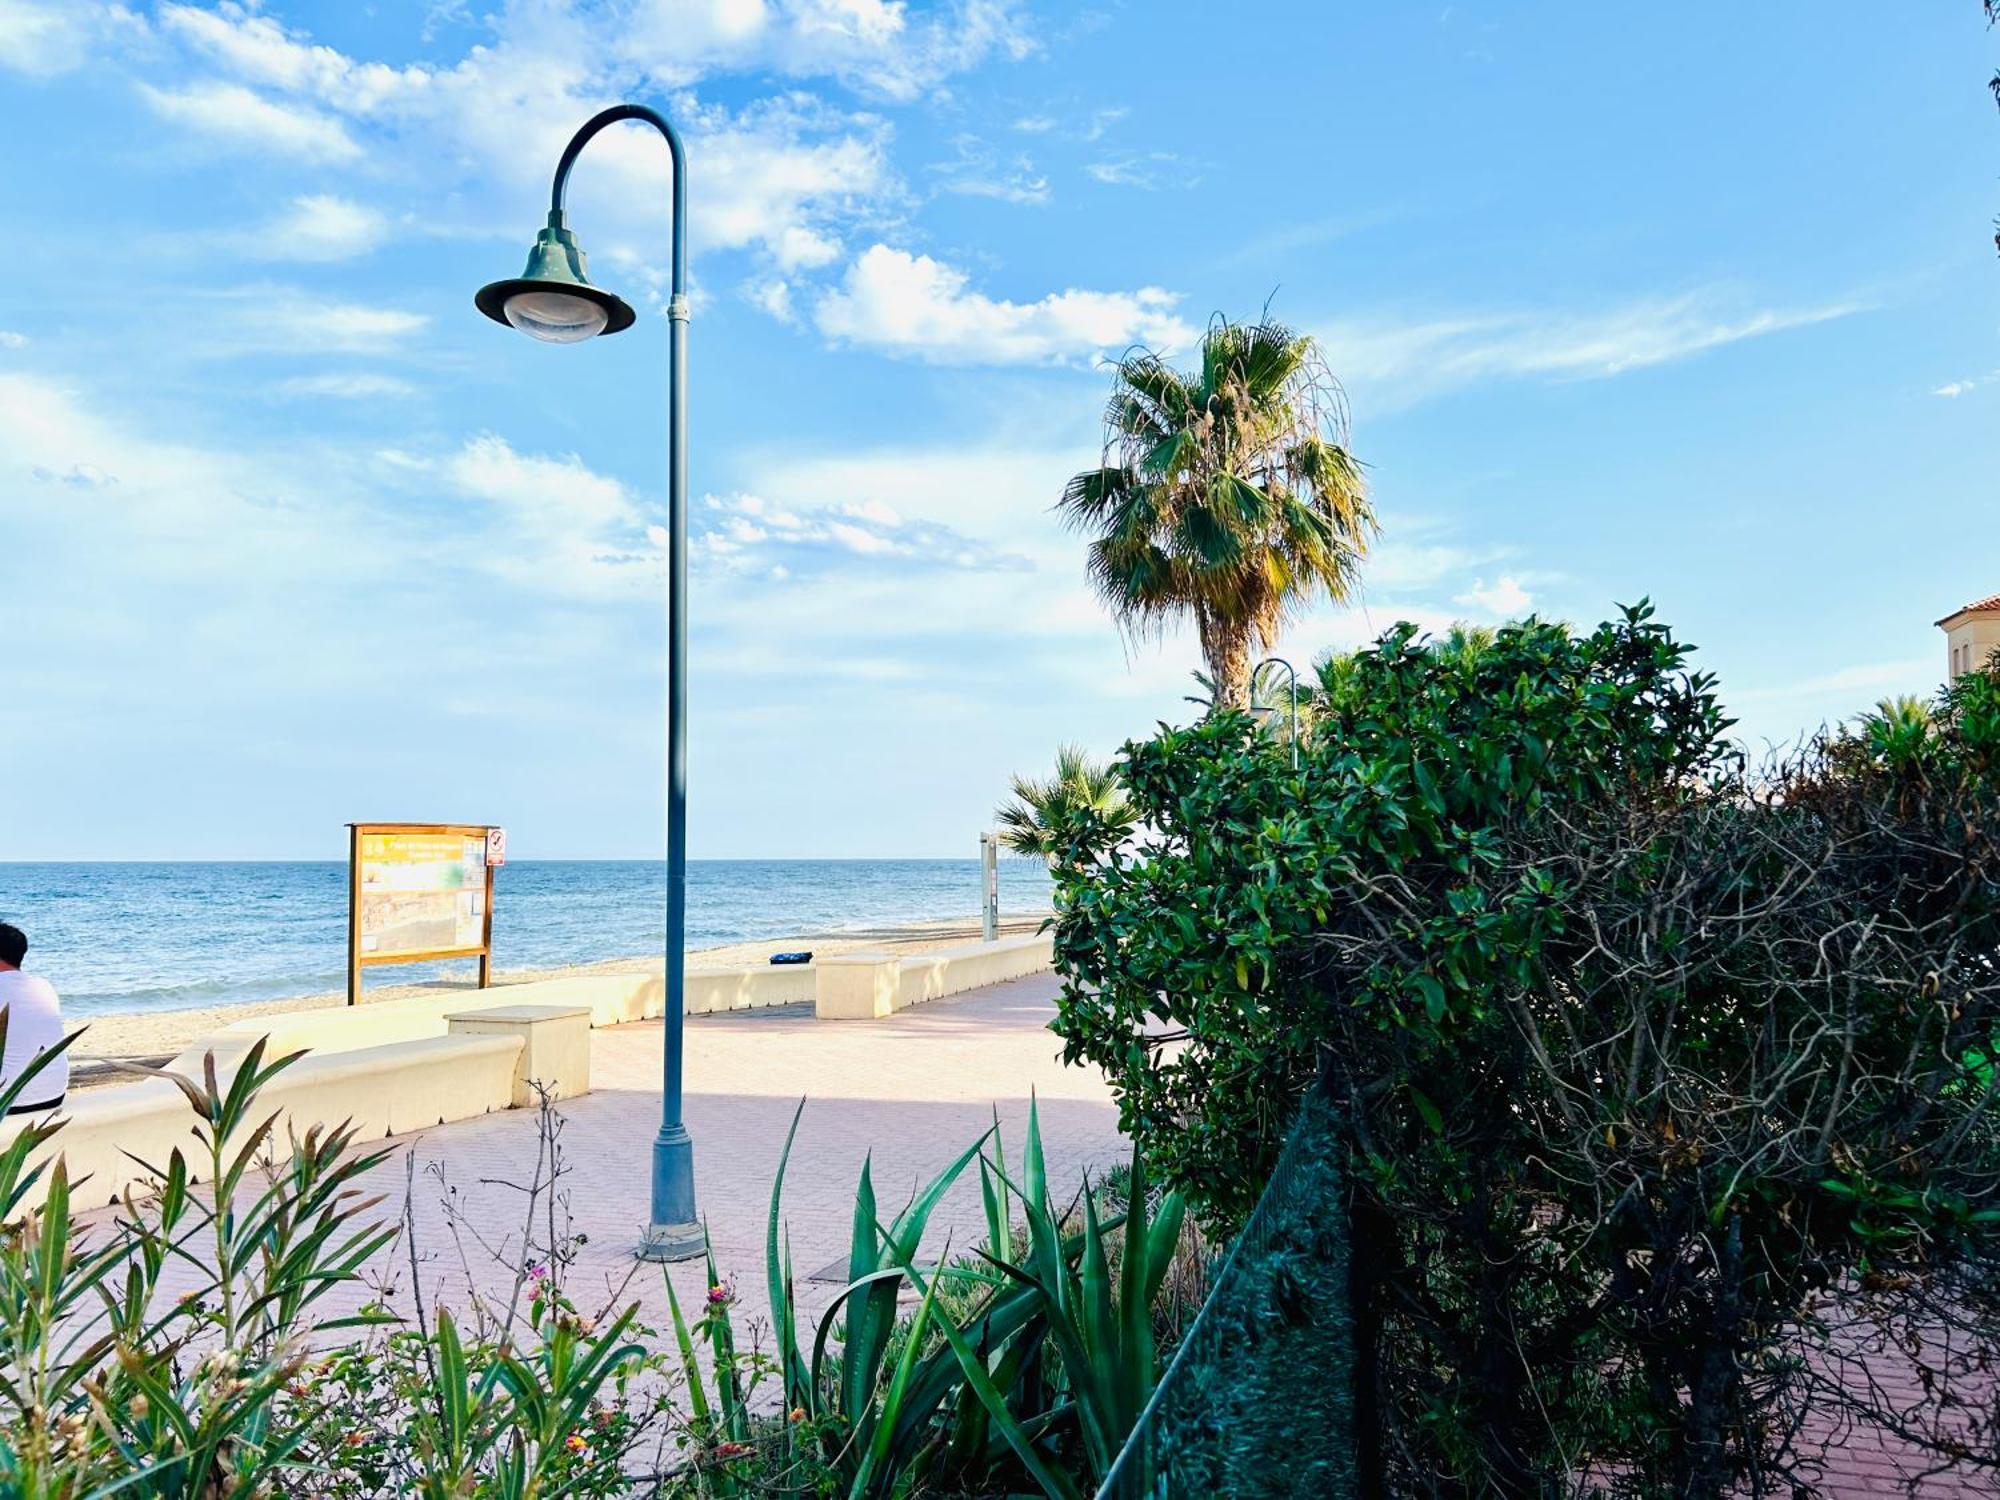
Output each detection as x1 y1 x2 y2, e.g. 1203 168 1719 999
346 823 498 1005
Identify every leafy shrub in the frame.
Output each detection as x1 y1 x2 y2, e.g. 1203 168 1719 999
1046 607 2000 1497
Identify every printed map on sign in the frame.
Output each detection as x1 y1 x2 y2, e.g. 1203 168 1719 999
356 831 488 958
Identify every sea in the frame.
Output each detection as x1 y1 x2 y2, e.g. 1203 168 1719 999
0 860 1054 1018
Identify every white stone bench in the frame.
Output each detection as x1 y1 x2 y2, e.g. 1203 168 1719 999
814 932 1054 1020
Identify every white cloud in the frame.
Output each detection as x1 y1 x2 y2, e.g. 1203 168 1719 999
618 0 1035 101
0 0 139 76
1731 658 1938 711
773 224 842 270
446 434 656 598
1321 292 1862 409
139 81 361 162
1084 152 1187 191
815 244 1193 365
158 3 430 114
58 2 935 283
275 372 419 400
260 297 430 353
0 330 27 349
696 488 1030 574
930 134 1048 203
31 462 116 489
258 194 386 261
1932 377 1990 398
1453 575 1533 618
744 277 798 322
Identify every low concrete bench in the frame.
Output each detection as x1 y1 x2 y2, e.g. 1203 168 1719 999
814 932 1054 1020
446 1003 590 1106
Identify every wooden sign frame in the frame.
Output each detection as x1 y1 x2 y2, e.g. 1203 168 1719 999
346 822 497 1006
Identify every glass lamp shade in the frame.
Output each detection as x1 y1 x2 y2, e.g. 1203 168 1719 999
503 288 611 343
475 214 637 340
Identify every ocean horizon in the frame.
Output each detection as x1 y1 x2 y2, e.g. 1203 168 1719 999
0 859 1054 1017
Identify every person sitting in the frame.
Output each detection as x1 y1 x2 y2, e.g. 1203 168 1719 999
0 922 67 1113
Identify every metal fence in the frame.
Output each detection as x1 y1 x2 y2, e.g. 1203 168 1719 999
1095 1089 1358 1499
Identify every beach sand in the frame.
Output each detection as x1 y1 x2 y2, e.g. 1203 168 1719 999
65 914 1051 1085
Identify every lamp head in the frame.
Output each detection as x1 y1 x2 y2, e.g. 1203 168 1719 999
476 211 635 343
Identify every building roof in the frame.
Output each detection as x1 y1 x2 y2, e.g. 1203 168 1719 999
1937 594 2000 627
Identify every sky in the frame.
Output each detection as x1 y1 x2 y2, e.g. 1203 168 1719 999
1 2 1995 861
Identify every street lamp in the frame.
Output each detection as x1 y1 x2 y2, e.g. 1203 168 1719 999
477 103 702 1263
1251 656 1300 771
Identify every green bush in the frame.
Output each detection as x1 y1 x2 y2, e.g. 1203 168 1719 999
1046 607 2000 1497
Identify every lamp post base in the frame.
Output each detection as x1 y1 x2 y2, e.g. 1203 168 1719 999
638 1121 702 1261
636 1219 706 1262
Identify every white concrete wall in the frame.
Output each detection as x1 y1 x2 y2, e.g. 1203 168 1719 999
896 933 1053 1011
164 964 817 1079
3 1032 526 1212
11 937 1054 1213
164 937 1050 1069
815 933 1055 1020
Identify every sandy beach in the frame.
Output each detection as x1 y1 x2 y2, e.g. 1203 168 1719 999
64 914 1050 1084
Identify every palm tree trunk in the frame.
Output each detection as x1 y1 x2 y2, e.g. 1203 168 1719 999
1200 614 1254 709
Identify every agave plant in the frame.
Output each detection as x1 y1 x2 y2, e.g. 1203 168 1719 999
996 744 1138 861
668 1098 1187 1499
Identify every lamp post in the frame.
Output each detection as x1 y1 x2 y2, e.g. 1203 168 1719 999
1252 656 1300 771
476 103 703 1263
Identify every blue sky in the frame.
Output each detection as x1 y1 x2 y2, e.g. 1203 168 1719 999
1 2 1995 860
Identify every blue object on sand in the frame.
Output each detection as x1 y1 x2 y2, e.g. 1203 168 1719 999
769 951 813 965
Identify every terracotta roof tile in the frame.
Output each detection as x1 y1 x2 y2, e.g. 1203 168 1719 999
1935 594 2000 626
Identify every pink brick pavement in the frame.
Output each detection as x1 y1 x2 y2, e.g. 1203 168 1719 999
343 972 1127 1348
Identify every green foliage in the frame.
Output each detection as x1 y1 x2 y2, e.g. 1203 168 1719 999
0 1037 1194 1498
1058 314 1374 708
678 1098 1189 1499
1046 607 2000 1496
996 745 1138 862
0 1037 402 1497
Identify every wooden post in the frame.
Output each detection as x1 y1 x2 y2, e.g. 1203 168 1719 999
346 824 363 1007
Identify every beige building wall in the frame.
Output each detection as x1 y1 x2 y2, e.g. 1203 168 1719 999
1939 598 2000 682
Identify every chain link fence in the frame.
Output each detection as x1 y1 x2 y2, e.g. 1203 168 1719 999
1096 1089 1358 1499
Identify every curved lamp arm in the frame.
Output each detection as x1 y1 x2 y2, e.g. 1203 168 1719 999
549 103 688 304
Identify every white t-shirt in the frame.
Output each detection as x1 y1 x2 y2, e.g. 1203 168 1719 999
0 970 68 1108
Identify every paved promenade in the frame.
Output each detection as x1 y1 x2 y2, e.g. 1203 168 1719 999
359 971 1123 1342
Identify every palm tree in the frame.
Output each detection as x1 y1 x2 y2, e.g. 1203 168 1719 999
995 745 1136 860
1860 693 1937 765
1058 314 1374 708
